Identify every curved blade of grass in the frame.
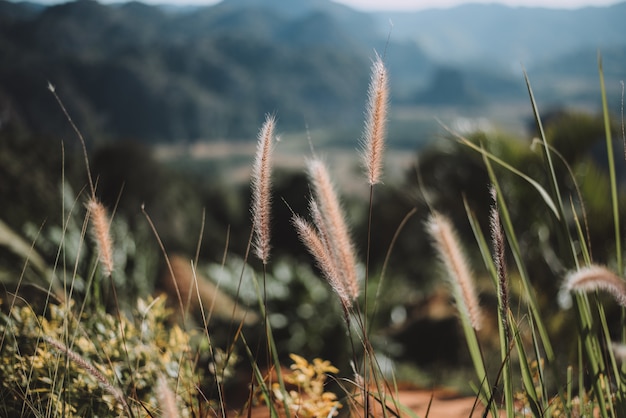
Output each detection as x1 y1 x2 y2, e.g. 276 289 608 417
463 200 498 288
534 137 592 262
442 125 560 220
598 53 622 275
522 70 567 226
457 292 497 416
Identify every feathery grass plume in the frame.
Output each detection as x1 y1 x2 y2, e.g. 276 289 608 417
44 336 129 411
86 197 114 277
306 158 360 302
427 211 483 331
563 264 626 307
156 375 180 418
251 114 275 264
308 199 332 252
361 54 389 186
490 186 509 337
292 214 353 311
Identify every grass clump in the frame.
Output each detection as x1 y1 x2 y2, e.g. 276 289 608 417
0 296 210 417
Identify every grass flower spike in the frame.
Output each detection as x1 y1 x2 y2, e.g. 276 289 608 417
44 336 128 411
86 197 114 277
306 158 360 302
292 214 353 311
251 114 276 264
361 54 388 186
156 375 180 418
490 186 509 337
563 264 626 307
427 211 482 331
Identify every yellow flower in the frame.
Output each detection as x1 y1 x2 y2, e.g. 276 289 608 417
312 358 339 375
273 354 342 418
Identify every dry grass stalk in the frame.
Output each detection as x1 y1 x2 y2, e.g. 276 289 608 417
86 197 114 277
162 254 258 325
292 215 353 311
563 264 626 307
361 54 389 186
490 186 509 337
251 114 276 265
427 212 483 331
156 375 180 418
44 336 128 411
306 158 360 302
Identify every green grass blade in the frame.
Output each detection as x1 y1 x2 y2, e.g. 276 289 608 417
458 313 497 416
463 199 498 288
528 312 550 413
569 197 591 266
523 70 567 223
596 296 623 414
240 333 280 418
450 131 560 219
598 53 622 275
573 292 609 417
510 315 542 416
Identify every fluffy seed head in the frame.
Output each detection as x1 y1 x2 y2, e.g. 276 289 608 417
251 114 275 264
361 54 389 186
306 158 359 301
427 212 482 331
490 186 509 337
563 264 626 307
44 336 128 410
86 198 114 277
292 215 353 311
156 375 180 418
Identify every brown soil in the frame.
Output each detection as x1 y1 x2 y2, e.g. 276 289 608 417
244 387 498 417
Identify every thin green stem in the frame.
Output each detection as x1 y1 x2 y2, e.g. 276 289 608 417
598 54 622 275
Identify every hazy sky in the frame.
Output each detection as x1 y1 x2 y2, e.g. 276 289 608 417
335 0 620 11
29 0 623 10
349 0 620 11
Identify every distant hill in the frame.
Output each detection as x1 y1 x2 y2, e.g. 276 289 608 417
0 0 623 143
376 2 626 67
0 0 387 142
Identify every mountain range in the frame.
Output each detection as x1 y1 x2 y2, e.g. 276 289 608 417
0 0 624 143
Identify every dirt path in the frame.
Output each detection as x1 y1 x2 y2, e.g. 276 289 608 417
245 388 497 417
